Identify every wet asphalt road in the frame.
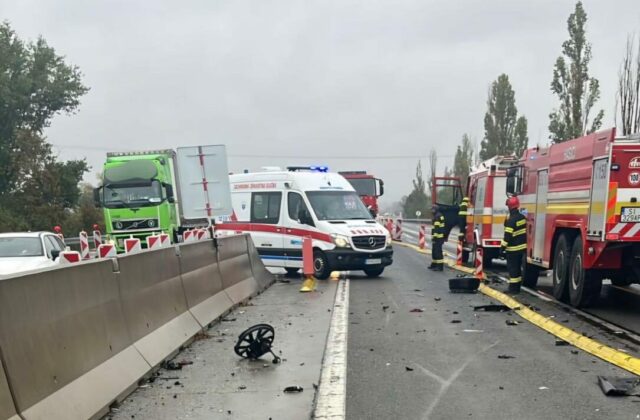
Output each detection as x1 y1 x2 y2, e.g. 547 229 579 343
346 245 640 420
402 221 640 337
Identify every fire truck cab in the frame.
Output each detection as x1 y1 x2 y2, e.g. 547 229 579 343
507 128 640 307
465 156 519 267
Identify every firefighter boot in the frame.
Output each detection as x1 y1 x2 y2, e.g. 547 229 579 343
507 281 521 295
432 263 444 272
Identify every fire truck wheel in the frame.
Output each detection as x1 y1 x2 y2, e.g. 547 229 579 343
364 266 385 278
522 259 540 288
568 239 602 308
552 234 571 302
313 250 331 280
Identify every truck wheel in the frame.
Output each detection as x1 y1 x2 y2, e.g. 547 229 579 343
364 266 385 278
552 234 571 302
285 268 300 277
313 250 331 280
568 239 602 308
522 258 540 288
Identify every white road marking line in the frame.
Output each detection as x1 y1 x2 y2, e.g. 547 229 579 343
314 279 349 419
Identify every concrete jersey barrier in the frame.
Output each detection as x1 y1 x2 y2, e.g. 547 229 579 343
178 240 233 327
0 260 150 420
0 234 273 420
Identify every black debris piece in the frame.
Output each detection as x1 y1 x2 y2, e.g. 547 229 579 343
222 317 237 322
474 304 510 312
498 355 515 359
597 376 640 397
405 366 414 372
571 350 579 355
451 320 461 324
555 339 570 346
434 297 441 302
173 394 177 399
277 279 291 283
283 386 304 393
413 289 421 292
382 305 390 311
174 381 181 386
526 304 540 312
452 311 459 315
165 361 182 371
178 360 193 367
410 308 424 313
313 383 318 390
238 385 246 390
505 320 519 326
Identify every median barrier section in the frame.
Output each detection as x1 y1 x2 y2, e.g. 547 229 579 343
178 241 234 327
246 235 275 291
217 234 260 303
0 364 19 420
0 260 150 420
116 247 201 368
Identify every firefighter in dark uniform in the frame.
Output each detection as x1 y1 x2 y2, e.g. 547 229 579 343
428 204 446 271
501 196 527 294
457 196 469 243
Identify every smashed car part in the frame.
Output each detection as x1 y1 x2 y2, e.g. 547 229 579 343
597 376 640 397
473 304 510 312
234 323 281 363
448 277 480 293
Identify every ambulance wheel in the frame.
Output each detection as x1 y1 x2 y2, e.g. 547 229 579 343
522 259 540 288
364 266 385 278
552 234 571 302
285 268 300 277
313 250 331 280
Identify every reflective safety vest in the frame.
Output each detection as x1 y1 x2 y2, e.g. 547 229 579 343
432 212 445 241
501 210 527 253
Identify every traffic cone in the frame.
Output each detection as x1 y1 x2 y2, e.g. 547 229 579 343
300 237 316 292
330 271 340 281
475 246 485 281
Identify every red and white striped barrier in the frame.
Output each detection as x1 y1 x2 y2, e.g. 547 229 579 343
418 224 426 249
78 231 90 260
393 219 403 242
385 218 393 235
475 246 484 281
183 229 196 243
97 243 117 258
92 229 102 249
59 250 81 264
146 235 162 250
159 233 170 247
196 229 206 241
124 237 142 254
456 240 463 266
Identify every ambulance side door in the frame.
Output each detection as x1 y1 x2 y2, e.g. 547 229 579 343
284 191 316 268
250 191 285 267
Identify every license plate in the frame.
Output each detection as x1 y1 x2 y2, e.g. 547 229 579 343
621 207 640 222
365 258 382 265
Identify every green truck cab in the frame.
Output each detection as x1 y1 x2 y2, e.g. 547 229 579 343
94 146 233 252
94 150 179 250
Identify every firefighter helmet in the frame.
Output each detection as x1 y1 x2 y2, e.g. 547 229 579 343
506 196 520 210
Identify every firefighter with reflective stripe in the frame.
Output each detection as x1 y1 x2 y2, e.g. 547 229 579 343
428 205 446 271
501 196 527 294
457 196 469 242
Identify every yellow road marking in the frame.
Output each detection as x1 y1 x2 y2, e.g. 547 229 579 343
396 240 640 376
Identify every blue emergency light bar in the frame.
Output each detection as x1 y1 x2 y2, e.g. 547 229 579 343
287 166 329 173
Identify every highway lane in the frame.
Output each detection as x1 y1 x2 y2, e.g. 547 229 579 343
347 245 640 419
402 221 640 337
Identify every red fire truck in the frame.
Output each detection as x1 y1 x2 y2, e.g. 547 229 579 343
465 156 520 267
339 171 384 217
506 127 640 307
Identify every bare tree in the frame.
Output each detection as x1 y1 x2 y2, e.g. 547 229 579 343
618 34 640 136
428 148 437 195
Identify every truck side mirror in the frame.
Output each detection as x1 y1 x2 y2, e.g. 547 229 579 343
93 187 102 207
165 184 175 203
377 179 384 197
51 249 60 261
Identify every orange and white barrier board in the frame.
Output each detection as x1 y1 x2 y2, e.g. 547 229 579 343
146 235 162 250
159 233 170 247
183 230 196 243
475 246 484 281
456 240 463 266
92 230 102 249
418 224 426 249
124 237 142 254
393 219 403 241
97 243 117 258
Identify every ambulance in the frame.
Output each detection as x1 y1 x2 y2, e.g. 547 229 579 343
217 166 394 279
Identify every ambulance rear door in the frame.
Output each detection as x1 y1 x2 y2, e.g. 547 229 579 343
249 191 285 267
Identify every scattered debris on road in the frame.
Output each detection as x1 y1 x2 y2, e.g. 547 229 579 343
382 305 390 311
597 376 640 397
405 366 414 371
451 320 461 324
283 386 304 393
555 339 570 346
498 355 515 359
434 297 441 302
474 304 510 312
409 308 424 313
222 317 237 322
463 329 484 333
505 320 519 326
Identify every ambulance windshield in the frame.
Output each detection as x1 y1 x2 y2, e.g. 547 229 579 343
307 191 372 221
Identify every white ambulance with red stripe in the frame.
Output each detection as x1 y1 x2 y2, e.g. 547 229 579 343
218 166 393 279
507 128 640 307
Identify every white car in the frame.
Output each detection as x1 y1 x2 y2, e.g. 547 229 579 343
0 232 66 277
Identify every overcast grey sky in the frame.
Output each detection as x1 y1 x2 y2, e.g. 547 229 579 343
2 1 639 204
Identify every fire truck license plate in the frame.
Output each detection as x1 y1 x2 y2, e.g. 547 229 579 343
621 207 640 222
365 258 382 265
